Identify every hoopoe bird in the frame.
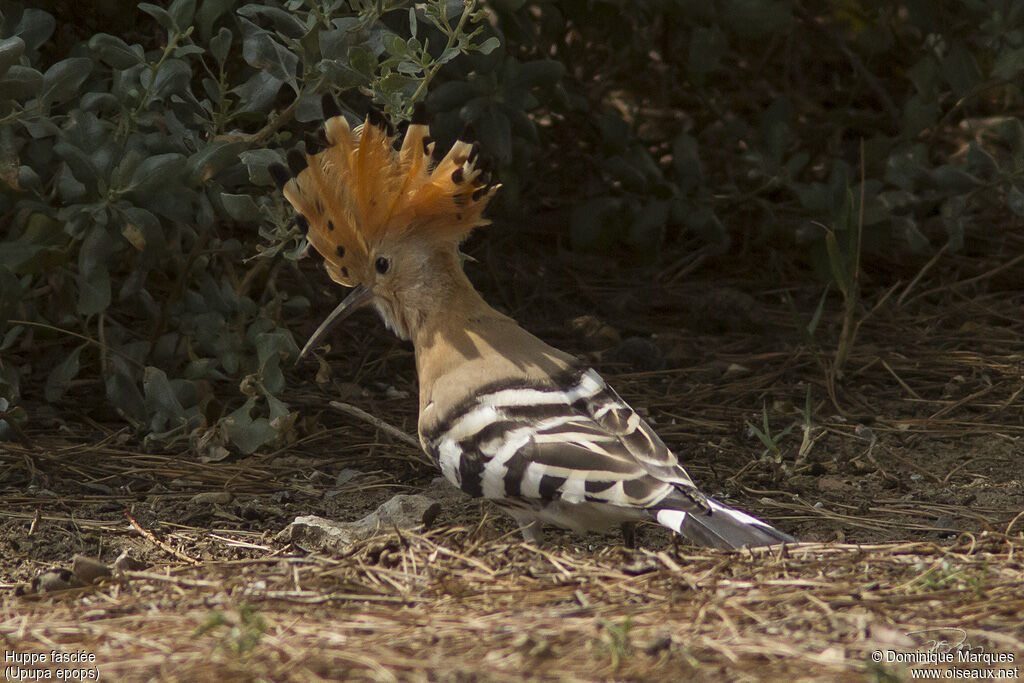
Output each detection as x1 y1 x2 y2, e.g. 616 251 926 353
269 98 796 550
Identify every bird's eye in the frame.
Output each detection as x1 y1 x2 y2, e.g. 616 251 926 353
375 257 390 274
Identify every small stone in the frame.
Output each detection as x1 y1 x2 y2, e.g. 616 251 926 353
854 424 876 442
817 475 848 493
335 469 358 486
368 494 441 529
279 494 442 554
278 515 362 552
385 386 409 400
335 382 364 401
190 491 233 505
113 551 147 572
569 315 622 349
723 363 749 377
644 634 673 655
607 337 665 372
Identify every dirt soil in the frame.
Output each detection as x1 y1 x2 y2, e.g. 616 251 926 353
2 234 1024 681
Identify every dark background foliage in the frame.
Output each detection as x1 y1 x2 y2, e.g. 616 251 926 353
2 0 1023 453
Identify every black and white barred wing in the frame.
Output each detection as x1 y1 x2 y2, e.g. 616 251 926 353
426 368 795 549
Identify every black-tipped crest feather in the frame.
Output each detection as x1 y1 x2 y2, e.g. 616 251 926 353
286 149 307 176
321 93 341 119
412 101 428 125
268 163 290 188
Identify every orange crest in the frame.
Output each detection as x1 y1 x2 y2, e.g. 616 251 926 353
270 98 497 287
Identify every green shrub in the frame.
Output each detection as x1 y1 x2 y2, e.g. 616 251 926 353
489 1 1024 262
0 0 499 451
3 0 1024 448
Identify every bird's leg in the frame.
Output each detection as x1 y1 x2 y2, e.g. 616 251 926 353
518 519 545 545
620 522 638 549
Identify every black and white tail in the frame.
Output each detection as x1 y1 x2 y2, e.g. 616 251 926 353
655 495 795 550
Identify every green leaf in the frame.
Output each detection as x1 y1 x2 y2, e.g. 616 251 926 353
173 45 206 58
477 105 511 162
383 33 408 57
570 197 623 252
349 45 377 77
41 58 92 105
0 242 39 272
0 66 44 101
138 3 176 31
239 149 285 185
13 8 56 52
965 143 998 180
993 47 1024 81
187 139 246 184
428 81 477 111
80 92 120 113
0 37 26 80
806 286 829 337
220 193 262 221
89 33 142 70
240 20 298 88
893 215 929 252
508 59 564 94
45 344 85 402
901 94 938 137
106 361 146 423
497 103 533 144
477 37 501 55
932 165 980 192
992 118 1024 153
143 366 186 418
196 0 236 40
722 0 790 37
55 140 103 187
906 56 939 95
672 134 703 193
231 71 285 112
438 46 461 65
127 153 186 192
380 72 415 96
120 206 164 255
688 27 726 84
824 229 852 295
236 4 307 37
169 0 197 30
0 269 24 321
147 59 191 100
78 227 112 315
627 201 670 251
759 98 792 168
884 145 929 190
604 155 648 191
0 324 23 352
941 41 981 97
56 165 86 203
680 206 724 244
1007 186 1024 217
319 59 369 89
209 27 233 65
940 197 966 252
225 398 278 454
255 329 297 365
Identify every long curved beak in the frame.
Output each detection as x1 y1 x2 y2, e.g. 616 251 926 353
297 285 374 361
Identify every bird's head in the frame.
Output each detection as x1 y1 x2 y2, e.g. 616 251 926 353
270 98 497 355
